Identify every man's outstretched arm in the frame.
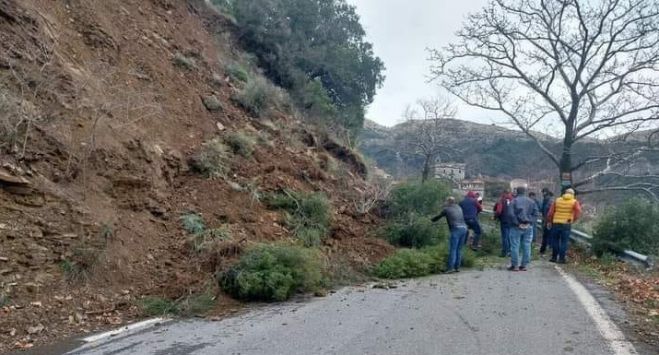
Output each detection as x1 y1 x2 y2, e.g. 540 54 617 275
431 210 446 222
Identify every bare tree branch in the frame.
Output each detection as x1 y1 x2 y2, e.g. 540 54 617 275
430 0 659 193
396 97 457 182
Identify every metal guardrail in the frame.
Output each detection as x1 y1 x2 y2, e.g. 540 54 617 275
480 209 653 269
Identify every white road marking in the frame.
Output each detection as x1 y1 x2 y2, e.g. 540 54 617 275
80 317 170 344
555 266 638 355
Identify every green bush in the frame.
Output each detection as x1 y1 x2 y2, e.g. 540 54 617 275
593 198 659 256
190 139 231 178
263 191 299 211
140 297 179 316
173 53 196 70
384 215 444 248
388 180 452 217
226 62 250 83
180 213 232 253
179 292 216 316
475 230 500 257
380 181 451 248
461 248 476 268
224 0 384 134
225 131 256 158
373 244 448 279
180 213 206 235
219 244 324 301
294 79 337 119
234 76 289 117
265 190 331 247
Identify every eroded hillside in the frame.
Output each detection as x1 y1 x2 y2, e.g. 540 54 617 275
0 0 392 351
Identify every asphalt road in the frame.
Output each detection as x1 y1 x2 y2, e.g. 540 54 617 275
63 262 642 355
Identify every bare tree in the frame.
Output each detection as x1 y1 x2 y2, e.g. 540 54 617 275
397 97 457 182
429 0 659 198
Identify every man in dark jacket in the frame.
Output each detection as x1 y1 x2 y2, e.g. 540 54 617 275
509 187 539 271
459 191 483 251
432 197 468 273
539 188 555 255
494 189 514 257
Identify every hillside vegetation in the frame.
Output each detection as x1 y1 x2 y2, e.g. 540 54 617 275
0 0 389 351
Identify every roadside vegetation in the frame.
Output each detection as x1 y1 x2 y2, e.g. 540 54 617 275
139 290 217 317
592 198 659 257
264 190 332 247
383 180 451 248
373 180 498 279
219 244 325 302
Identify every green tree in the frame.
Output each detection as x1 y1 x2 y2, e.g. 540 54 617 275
223 0 385 133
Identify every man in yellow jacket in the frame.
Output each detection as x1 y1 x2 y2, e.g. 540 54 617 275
547 188 582 264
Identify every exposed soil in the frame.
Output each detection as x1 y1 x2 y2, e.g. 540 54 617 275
0 0 393 351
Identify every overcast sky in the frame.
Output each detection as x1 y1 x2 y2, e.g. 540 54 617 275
348 0 495 127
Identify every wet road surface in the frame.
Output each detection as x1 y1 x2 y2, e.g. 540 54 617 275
62 263 640 355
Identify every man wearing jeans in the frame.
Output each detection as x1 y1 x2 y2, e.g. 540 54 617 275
494 189 514 257
508 187 539 271
539 188 555 255
459 191 482 251
432 197 468 273
547 188 582 264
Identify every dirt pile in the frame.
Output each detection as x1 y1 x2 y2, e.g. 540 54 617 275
0 0 392 351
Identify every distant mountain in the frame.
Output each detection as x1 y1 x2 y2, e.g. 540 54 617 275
358 119 600 181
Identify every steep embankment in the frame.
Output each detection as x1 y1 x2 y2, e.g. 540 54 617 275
0 0 391 351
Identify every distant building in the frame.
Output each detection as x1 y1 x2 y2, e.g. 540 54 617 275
510 178 529 191
460 179 485 197
435 162 466 181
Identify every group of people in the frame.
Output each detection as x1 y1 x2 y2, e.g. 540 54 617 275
432 186 582 273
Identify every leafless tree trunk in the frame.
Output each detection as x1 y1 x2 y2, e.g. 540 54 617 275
396 97 457 183
430 0 659 199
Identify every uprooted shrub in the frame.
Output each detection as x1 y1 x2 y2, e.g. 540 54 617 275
373 244 448 279
264 190 331 247
189 139 231 178
593 198 659 257
373 242 478 279
219 244 324 301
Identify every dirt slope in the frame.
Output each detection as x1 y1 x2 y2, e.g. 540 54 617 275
0 0 392 351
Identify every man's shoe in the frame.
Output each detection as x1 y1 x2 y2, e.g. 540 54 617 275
499 253 507 258
444 270 456 274
549 258 557 263
454 269 460 273
557 260 567 264
519 266 528 271
507 266 519 272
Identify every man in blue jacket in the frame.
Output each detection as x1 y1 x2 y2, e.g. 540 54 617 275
509 187 539 271
459 191 482 251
